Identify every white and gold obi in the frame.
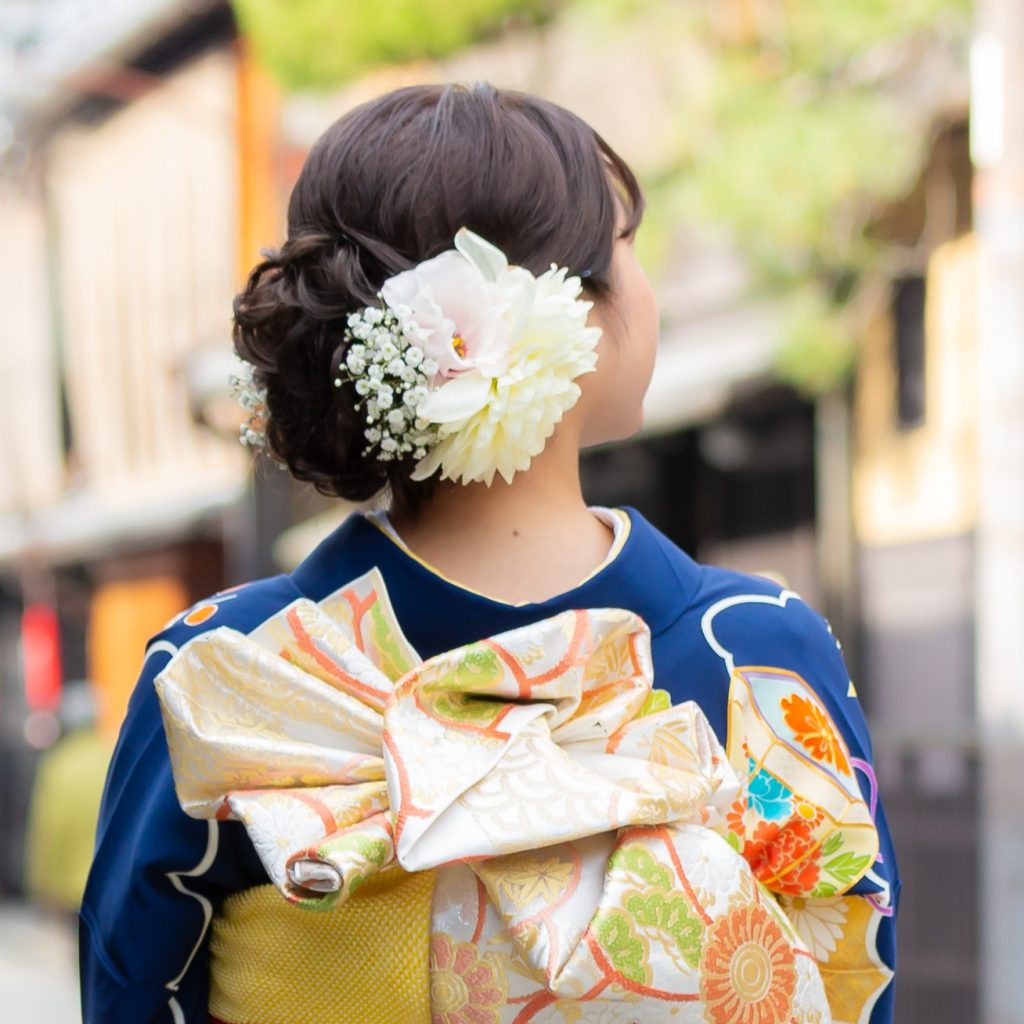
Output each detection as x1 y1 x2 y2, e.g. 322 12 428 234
156 568 882 1024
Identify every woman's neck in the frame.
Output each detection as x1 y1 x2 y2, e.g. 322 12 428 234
388 425 614 604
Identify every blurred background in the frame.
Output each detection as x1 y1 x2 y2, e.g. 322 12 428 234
0 0 1022 1021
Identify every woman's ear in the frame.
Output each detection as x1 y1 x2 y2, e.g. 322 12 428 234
576 237 659 448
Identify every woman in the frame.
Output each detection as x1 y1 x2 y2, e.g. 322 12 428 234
80 82 899 1024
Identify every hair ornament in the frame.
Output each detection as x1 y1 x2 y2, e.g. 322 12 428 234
229 359 269 450
236 226 602 487
332 304 439 462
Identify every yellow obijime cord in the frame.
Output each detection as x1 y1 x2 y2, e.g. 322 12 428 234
208 867 436 1024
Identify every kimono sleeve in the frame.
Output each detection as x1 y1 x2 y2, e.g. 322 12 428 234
79 640 261 1024
710 590 901 1024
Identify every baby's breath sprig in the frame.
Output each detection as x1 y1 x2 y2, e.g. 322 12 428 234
334 295 440 462
229 359 269 449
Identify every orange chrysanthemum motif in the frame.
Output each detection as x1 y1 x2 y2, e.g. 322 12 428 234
430 934 506 1024
742 820 821 896
780 694 851 775
700 904 796 1024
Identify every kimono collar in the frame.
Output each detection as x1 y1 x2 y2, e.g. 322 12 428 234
290 506 702 659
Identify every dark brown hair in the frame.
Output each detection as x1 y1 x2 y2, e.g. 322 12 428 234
232 81 645 516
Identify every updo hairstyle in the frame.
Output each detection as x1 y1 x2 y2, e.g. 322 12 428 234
231 81 645 516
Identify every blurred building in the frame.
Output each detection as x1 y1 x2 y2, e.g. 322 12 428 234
0 0 291 894
1 3 1018 1022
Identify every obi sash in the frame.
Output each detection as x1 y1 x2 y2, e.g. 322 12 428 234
156 567 880 1023
207 869 435 1024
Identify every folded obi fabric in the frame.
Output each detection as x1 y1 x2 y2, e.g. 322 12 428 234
155 568 879 1024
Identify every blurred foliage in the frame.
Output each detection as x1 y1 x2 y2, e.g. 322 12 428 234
773 284 858 398
231 0 557 90
676 0 969 278
703 0 965 393
691 66 915 280
573 0 969 393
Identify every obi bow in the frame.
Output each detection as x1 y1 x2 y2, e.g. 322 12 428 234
154 568 739 905
155 568 885 1022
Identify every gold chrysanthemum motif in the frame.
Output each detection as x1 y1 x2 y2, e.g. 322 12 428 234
429 934 507 1024
699 904 796 1024
492 852 576 909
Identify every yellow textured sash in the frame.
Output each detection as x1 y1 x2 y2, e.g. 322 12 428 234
209 867 436 1024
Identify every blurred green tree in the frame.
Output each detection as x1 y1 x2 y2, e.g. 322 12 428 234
231 0 557 90
579 0 969 394
664 0 971 394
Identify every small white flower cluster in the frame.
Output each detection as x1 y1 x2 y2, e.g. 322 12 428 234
334 298 439 462
229 359 269 449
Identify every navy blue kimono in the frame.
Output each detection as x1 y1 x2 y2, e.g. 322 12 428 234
80 507 900 1023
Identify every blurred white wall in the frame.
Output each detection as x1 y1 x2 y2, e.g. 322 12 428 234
0 188 63 513
0 45 250 563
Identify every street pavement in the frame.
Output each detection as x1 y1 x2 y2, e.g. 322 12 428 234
0 900 80 1021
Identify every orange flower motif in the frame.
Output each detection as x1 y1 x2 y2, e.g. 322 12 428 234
430 934 506 1024
726 797 744 833
726 797 751 839
741 820 820 896
780 694 851 776
700 904 796 1024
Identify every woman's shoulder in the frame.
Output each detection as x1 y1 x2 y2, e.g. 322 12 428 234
634 512 844 674
628 511 808 622
693 563 843 666
149 572 304 659
681 558 853 719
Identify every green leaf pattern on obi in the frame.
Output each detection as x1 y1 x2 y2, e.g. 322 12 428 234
592 910 649 985
824 851 873 887
622 890 703 970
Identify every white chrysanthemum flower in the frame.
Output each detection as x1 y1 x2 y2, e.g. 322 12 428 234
400 229 600 486
776 896 849 962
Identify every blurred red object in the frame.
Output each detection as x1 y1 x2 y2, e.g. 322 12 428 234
22 603 62 712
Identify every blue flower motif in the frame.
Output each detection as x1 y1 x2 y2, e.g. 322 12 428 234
747 758 793 821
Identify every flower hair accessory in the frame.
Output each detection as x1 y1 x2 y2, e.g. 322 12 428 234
229 359 269 450
333 305 439 463
233 227 602 487
337 227 602 486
